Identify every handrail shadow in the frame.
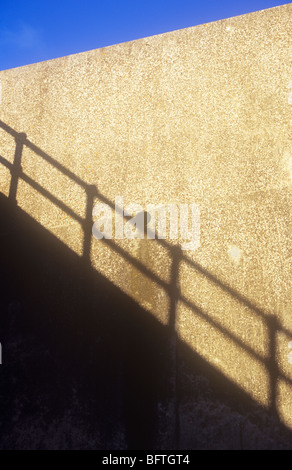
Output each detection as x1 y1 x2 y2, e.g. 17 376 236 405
0 119 291 448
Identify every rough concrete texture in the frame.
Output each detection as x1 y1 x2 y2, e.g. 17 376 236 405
0 4 291 449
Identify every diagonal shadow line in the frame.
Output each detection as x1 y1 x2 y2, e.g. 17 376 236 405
182 255 273 320
1 141 275 352
181 295 292 387
2 140 291 339
21 172 84 224
0 119 286 327
0 121 87 189
1 119 291 422
0 155 12 170
0 128 284 356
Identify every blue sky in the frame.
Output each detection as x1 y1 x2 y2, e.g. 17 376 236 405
0 0 289 71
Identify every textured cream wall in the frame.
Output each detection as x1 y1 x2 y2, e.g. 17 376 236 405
0 4 291 426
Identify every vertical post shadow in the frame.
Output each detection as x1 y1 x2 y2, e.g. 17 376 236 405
83 184 98 263
169 245 182 449
9 132 26 203
266 314 279 415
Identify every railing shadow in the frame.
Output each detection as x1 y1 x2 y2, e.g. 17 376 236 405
0 120 291 449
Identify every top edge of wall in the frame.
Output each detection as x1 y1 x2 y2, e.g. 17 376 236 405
0 3 291 73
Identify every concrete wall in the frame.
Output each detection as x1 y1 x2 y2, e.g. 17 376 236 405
0 4 291 447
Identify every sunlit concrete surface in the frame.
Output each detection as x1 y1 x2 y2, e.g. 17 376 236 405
0 3 291 442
